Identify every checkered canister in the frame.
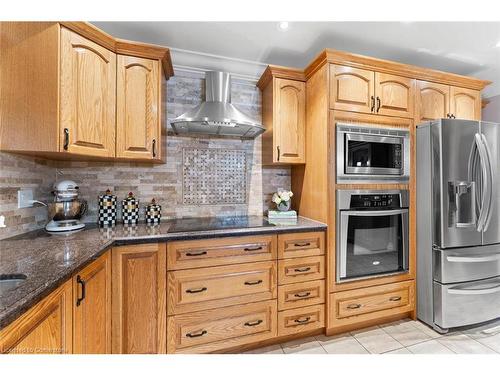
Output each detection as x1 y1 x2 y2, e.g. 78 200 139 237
98 189 117 226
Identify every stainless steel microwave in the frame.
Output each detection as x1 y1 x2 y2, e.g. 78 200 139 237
336 123 410 184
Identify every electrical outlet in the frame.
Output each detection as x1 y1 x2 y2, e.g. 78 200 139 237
18 188 34 208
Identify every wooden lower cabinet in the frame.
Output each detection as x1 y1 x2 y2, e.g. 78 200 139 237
278 280 325 311
73 252 111 354
167 261 277 315
277 231 325 259
112 243 167 353
329 281 415 331
278 256 325 285
0 280 73 354
278 304 325 336
167 300 277 354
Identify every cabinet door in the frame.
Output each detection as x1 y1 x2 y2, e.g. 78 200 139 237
0 281 72 354
274 78 306 163
112 243 167 354
415 81 450 123
116 55 161 160
450 86 481 120
375 73 415 118
329 65 375 114
73 252 111 354
60 27 116 157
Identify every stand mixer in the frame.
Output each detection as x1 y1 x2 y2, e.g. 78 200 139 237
46 180 87 232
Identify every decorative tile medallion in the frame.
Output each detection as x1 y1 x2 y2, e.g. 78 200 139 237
182 148 247 205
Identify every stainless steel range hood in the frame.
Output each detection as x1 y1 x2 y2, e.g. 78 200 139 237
171 71 264 139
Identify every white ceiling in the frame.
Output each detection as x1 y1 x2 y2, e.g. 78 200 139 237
93 22 500 97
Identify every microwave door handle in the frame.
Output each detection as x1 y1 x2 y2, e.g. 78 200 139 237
480 134 493 232
342 209 408 217
346 133 403 145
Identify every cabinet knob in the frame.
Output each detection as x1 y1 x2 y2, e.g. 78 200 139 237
376 96 381 113
347 303 362 309
186 330 207 338
185 251 207 257
152 139 156 158
76 275 86 306
294 291 311 298
293 267 311 273
244 280 263 286
244 246 263 252
244 319 263 327
277 146 280 161
370 96 375 112
294 316 311 324
186 287 207 294
389 296 402 302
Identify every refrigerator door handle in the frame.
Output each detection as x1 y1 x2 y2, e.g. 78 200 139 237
480 134 494 232
475 133 490 232
446 254 500 263
448 282 500 296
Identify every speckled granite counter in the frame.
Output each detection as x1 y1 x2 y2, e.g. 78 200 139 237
0 216 326 330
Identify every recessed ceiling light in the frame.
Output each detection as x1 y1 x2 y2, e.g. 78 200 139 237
278 21 289 31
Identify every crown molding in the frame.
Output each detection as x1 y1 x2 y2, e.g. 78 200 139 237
170 47 267 83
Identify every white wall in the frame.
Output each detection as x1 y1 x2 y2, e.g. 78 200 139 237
483 95 500 122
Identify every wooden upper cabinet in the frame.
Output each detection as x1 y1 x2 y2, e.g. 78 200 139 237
416 81 481 122
73 252 111 354
0 280 72 354
275 78 306 163
329 65 375 114
60 27 116 157
450 86 481 121
116 55 161 160
112 243 167 354
375 73 415 118
416 81 450 123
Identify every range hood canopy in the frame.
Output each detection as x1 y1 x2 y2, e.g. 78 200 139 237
171 71 265 139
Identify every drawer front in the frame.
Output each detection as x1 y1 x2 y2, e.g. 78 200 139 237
278 304 325 336
278 280 325 310
434 277 500 329
167 261 277 315
434 245 500 284
278 231 325 259
167 300 277 353
278 256 325 285
167 235 277 270
330 281 414 326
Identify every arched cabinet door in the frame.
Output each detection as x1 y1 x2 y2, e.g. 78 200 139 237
116 55 161 160
375 73 415 118
329 65 375 114
59 27 116 157
450 86 481 121
415 81 450 123
275 78 306 163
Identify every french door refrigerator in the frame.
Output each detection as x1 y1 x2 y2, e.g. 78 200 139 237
417 119 500 333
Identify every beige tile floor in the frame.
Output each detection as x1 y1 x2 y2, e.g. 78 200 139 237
244 318 500 354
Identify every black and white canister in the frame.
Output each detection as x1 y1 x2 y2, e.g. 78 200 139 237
145 198 161 224
122 192 139 224
98 189 117 226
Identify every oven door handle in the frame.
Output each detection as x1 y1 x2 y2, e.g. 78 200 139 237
341 209 408 217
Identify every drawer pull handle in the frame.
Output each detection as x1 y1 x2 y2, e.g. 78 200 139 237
186 287 207 294
244 280 263 286
244 319 263 327
293 267 311 273
186 330 207 338
347 303 362 309
294 291 311 298
185 251 207 257
294 242 311 247
389 296 402 302
294 316 311 324
244 246 263 252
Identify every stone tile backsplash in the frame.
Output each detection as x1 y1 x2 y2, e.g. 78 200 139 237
0 70 291 239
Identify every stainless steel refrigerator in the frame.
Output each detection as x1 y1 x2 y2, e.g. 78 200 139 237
417 119 500 333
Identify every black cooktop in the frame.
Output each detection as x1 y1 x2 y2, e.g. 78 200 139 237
168 216 275 233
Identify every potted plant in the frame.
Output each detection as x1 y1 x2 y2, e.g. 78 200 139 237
271 189 294 212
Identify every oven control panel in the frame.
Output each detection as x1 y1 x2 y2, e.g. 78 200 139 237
350 194 401 209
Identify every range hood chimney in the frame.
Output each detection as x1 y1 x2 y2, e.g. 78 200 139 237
171 71 265 139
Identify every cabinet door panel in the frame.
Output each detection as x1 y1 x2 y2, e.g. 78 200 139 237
416 81 450 123
329 65 375 114
112 244 167 353
60 27 116 157
0 281 72 354
375 73 415 118
73 252 111 354
275 78 305 163
116 55 160 160
450 86 481 121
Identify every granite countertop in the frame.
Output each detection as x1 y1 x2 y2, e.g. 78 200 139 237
0 216 326 330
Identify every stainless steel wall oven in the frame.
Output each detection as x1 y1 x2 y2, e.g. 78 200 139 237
337 190 409 283
337 123 410 184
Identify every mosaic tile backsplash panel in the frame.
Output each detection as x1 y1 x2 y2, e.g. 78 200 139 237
182 148 247 205
0 70 291 239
